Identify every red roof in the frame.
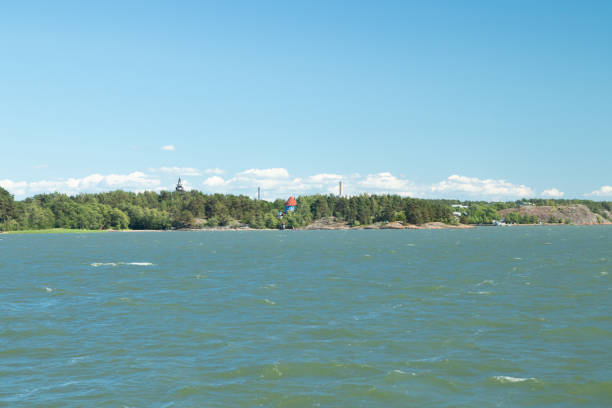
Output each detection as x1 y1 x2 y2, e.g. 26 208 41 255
285 197 297 206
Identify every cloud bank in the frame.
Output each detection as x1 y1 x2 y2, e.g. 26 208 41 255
587 185 612 197
0 168 601 201
430 175 534 199
200 170 536 200
1 172 161 197
541 188 564 198
156 167 201 176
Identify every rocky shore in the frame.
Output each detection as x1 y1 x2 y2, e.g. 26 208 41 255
499 204 612 225
298 218 474 230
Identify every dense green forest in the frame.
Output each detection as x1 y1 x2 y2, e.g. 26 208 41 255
0 186 611 231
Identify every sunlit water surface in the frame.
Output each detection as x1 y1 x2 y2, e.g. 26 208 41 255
1 227 611 407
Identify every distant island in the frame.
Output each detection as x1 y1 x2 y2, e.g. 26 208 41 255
1 186 610 232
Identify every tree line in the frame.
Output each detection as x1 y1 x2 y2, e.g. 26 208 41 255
0 187 455 230
1 186 610 231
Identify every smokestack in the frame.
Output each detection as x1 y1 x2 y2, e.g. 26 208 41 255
257 187 260 200
339 181 343 197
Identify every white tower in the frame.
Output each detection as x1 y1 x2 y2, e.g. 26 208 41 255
339 181 343 197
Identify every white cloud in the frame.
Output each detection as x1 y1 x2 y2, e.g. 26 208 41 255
541 188 564 198
308 173 343 183
227 168 294 197
304 173 344 195
154 167 225 176
104 172 159 187
161 145 175 151
431 175 534 199
158 166 201 176
27 180 68 193
200 169 418 199
202 168 303 199
229 168 293 191
203 168 225 175
587 185 612 197
203 176 226 187
1 168 553 202
237 168 290 179
1 172 161 197
188 170 536 200
358 172 417 196
0 179 28 196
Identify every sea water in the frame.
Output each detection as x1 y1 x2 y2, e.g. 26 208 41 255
1 227 610 407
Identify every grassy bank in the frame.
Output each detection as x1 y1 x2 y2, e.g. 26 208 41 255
3 228 123 234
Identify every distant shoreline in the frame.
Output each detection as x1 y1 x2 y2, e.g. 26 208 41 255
2 188 610 233
3 223 612 234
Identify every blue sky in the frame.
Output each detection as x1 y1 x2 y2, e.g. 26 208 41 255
1 1 611 200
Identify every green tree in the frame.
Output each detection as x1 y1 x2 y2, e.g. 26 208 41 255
0 187 15 223
311 196 330 219
110 208 130 229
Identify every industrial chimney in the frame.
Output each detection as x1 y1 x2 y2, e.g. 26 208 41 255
339 181 343 197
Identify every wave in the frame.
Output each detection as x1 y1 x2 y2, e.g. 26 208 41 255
387 369 417 376
205 361 382 382
492 375 538 383
90 262 154 267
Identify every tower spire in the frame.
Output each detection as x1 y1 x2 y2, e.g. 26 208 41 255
175 177 185 193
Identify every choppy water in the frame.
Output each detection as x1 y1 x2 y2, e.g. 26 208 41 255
1 227 611 407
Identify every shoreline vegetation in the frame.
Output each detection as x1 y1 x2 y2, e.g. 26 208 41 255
3 222 612 234
1 222 474 234
3 228 109 234
1 186 611 233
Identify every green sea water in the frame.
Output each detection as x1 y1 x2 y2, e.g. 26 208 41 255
1 227 611 407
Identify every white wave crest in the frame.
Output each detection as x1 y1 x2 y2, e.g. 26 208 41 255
492 375 537 383
389 369 416 376
90 262 154 267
